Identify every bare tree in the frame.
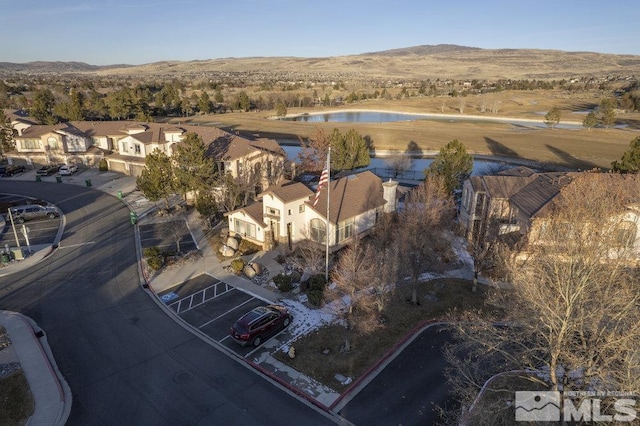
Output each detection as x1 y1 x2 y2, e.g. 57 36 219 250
329 240 380 352
369 213 400 312
397 175 456 304
383 151 413 178
290 240 325 276
444 173 640 423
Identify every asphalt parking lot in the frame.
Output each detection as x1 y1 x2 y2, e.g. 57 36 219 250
0 194 62 249
157 274 276 358
139 221 277 357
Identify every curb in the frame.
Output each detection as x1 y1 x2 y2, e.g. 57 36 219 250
1 311 72 426
330 319 447 411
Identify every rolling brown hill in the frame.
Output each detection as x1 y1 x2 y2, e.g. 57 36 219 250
2 45 639 80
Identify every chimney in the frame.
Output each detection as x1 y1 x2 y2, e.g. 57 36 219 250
382 179 399 213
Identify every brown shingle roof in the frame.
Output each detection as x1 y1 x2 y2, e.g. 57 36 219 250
510 173 570 218
227 202 267 227
18 123 67 137
260 181 313 203
308 170 386 224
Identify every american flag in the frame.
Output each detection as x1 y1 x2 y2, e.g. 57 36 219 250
312 166 329 207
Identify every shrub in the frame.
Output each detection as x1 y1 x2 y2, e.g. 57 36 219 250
238 239 260 255
309 274 326 292
230 258 245 273
289 270 301 283
273 274 293 292
307 289 324 307
143 246 163 271
98 158 108 171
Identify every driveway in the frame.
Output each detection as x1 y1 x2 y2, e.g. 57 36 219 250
338 325 457 425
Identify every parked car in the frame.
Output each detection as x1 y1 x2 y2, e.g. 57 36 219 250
230 305 292 347
7 204 60 223
0 164 26 177
58 164 78 175
36 165 59 176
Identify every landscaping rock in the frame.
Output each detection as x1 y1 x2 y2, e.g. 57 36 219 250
243 264 257 278
219 245 235 257
226 237 239 250
251 262 264 275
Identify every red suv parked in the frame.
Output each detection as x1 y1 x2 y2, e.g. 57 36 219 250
230 305 292 347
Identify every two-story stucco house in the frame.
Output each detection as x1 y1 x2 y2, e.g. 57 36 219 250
226 170 399 251
459 167 640 263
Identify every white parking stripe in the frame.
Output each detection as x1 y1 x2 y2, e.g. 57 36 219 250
198 297 255 329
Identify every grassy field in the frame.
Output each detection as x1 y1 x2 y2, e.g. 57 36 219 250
180 90 640 170
273 278 498 390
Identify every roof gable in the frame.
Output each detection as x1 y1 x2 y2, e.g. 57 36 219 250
259 181 313 203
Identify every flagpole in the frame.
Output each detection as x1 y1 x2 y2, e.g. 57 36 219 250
325 147 331 282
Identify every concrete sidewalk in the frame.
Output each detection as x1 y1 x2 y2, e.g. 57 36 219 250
0 311 71 426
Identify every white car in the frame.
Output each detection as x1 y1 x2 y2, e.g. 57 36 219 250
59 165 78 175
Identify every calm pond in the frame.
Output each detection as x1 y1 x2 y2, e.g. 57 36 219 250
279 110 584 130
278 143 543 180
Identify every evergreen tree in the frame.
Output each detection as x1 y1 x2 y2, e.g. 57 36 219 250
172 132 215 201
0 112 16 154
30 88 57 124
582 111 598 130
198 91 212 114
332 128 370 170
544 106 561 129
214 89 224 104
425 139 473 194
235 91 251 111
136 149 174 209
611 136 640 173
599 97 617 129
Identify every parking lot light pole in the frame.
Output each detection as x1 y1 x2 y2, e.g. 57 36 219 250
7 208 21 248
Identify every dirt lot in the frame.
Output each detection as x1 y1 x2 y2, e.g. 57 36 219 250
182 90 640 170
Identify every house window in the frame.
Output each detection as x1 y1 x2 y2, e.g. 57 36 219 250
22 139 40 149
336 218 355 243
121 141 128 152
310 218 326 244
234 219 256 239
237 161 243 176
134 144 141 154
47 137 58 149
266 207 280 216
299 204 305 213
288 209 292 216
474 193 486 216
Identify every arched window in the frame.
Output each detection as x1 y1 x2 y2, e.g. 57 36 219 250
310 218 326 244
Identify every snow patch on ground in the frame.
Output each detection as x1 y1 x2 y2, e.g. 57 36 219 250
280 299 337 344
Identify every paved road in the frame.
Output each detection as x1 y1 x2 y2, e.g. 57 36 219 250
339 325 456 426
0 181 339 426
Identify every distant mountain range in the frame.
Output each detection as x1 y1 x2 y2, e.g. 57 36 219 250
2 45 639 80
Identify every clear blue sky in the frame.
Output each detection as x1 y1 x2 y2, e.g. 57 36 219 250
2 0 639 65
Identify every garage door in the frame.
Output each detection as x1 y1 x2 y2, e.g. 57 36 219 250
130 164 145 177
108 160 127 174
